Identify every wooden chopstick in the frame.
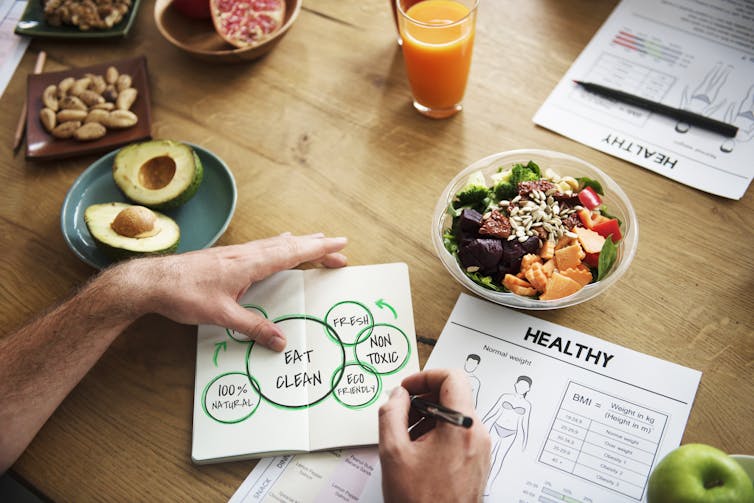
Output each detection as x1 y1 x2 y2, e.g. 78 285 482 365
13 50 47 152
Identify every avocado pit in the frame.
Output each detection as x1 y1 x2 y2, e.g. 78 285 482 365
139 156 176 190
111 205 161 238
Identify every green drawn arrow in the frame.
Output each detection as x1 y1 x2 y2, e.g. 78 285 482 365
213 341 227 367
376 299 397 319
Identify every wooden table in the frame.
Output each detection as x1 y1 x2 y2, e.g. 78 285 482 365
1 0 752 500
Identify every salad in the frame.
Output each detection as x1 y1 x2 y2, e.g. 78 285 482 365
443 160 622 300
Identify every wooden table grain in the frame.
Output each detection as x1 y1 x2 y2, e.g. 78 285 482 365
1 0 752 500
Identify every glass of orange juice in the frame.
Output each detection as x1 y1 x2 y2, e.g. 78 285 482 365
390 0 421 45
396 0 478 119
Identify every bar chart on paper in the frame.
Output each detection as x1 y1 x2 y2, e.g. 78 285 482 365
610 30 685 66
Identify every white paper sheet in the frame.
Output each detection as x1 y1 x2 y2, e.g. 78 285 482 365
0 1 30 98
232 293 701 502
192 263 419 464
534 0 754 199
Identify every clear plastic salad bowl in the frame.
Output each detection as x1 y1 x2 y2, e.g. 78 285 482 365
432 149 639 310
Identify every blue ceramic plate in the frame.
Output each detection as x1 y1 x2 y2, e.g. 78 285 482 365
61 143 237 269
15 0 142 38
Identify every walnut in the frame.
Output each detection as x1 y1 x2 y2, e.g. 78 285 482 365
43 0 133 31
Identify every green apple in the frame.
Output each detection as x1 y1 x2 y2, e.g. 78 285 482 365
648 444 754 503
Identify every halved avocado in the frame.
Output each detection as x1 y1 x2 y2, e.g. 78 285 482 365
85 202 180 260
113 140 203 210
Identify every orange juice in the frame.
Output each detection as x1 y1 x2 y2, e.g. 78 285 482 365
390 0 421 43
399 0 477 117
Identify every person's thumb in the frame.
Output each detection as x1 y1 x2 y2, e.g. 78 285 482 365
378 386 411 462
222 303 286 352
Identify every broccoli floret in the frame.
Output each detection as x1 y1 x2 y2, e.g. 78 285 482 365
522 160 542 178
492 161 542 200
453 171 491 210
493 181 516 201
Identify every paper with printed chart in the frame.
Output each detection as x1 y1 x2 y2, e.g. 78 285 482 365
533 0 754 199
231 293 702 502
191 263 419 464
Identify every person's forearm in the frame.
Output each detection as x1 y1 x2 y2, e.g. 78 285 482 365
0 262 148 472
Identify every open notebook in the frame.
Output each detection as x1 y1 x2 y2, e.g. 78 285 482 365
191 263 418 464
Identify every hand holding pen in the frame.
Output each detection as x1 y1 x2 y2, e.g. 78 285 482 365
410 395 473 428
378 369 491 503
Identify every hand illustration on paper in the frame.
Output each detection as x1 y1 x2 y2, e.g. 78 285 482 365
676 62 732 134
720 84 754 153
481 375 533 495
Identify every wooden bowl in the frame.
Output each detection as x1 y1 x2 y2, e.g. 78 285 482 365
154 0 301 63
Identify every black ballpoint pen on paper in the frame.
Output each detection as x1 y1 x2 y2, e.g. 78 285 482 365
410 396 473 428
573 80 739 138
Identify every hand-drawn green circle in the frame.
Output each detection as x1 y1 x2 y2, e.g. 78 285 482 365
354 323 411 375
246 315 346 410
330 362 382 409
225 304 268 343
202 372 261 424
324 301 374 346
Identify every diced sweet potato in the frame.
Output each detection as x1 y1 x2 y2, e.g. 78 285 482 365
503 274 537 297
542 259 555 277
525 262 548 292
574 226 606 254
560 265 593 287
554 243 585 271
555 235 575 250
539 272 583 300
539 240 555 260
519 254 542 278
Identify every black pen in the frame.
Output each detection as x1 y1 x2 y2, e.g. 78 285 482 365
410 396 473 428
573 80 739 138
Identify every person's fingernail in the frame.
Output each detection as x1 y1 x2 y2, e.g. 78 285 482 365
332 237 348 245
390 386 405 398
269 334 286 352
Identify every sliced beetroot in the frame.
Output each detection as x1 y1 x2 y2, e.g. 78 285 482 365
499 240 522 274
502 240 524 264
521 235 541 254
458 238 503 274
458 208 484 233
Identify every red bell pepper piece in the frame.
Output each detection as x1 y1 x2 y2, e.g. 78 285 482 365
591 218 622 242
578 186 602 210
577 208 609 230
584 252 600 268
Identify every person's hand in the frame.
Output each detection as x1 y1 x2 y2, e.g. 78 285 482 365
379 369 491 503
111 233 347 351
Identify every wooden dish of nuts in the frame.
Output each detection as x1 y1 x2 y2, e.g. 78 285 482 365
25 55 152 160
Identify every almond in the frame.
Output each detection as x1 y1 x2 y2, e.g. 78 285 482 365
39 107 56 132
103 110 137 129
116 88 137 110
59 95 87 111
116 74 132 92
79 89 105 107
51 121 82 139
74 122 107 141
57 109 88 122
